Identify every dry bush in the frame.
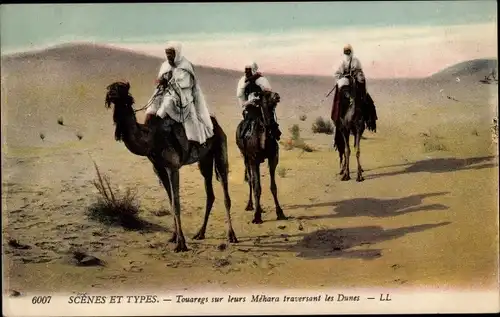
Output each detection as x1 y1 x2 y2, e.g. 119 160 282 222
39 133 45 141
312 117 334 135
299 114 307 121
492 118 498 144
86 161 144 230
57 117 64 126
76 132 83 140
289 124 301 141
422 134 447 152
277 167 287 178
282 124 314 153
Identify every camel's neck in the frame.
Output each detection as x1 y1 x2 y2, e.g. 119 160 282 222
114 105 153 157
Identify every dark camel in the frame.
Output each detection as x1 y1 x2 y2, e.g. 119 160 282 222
235 90 287 224
332 75 376 182
104 81 238 252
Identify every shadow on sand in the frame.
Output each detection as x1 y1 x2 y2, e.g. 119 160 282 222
285 192 450 219
366 155 497 180
238 222 451 260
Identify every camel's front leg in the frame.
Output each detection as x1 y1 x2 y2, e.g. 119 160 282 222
150 159 177 243
166 168 188 252
251 162 264 224
244 157 254 211
341 132 351 181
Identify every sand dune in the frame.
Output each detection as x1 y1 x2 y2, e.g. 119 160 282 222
1 43 498 295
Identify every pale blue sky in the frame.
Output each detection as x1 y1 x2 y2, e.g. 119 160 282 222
1 1 497 52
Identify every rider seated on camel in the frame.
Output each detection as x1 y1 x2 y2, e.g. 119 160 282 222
236 62 282 140
144 41 214 150
331 44 377 131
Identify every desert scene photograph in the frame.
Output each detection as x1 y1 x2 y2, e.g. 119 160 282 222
1 1 499 310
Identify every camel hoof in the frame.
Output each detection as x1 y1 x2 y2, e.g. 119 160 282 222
174 243 189 253
245 203 254 211
252 218 264 224
276 209 288 220
192 231 206 240
168 233 177 243
227 230 239 243
341 174 351 181
276 214 288 221
356 175 365 182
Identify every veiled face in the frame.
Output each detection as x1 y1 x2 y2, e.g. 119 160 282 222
165 48 176 66
245 67 252 78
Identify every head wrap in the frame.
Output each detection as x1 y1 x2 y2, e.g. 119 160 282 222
165 41 183 64
245 61 259 75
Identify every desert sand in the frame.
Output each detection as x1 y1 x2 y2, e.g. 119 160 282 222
1 44 498 294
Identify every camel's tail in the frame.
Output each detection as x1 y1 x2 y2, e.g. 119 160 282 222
211 116 228 183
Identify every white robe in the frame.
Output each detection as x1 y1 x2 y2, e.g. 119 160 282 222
332 55 366 102
236 75 272 108
146 46 214 145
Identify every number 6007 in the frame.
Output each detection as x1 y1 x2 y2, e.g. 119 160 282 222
31 296 52 304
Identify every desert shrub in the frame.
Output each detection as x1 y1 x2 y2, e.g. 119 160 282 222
57 117 64 126
289 124 301 140
277 167 287 178
282 124 315 153
86 161 144 230
39 133 45 141
299 114 307 121
76 132 83 140
312 117 334 135
422 134 447 152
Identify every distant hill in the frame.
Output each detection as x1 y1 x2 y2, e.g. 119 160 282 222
430 58 498 80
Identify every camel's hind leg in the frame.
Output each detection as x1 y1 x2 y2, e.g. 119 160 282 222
354 131 364 182
214 143 238 243
268 149 287 221
193 153 215 240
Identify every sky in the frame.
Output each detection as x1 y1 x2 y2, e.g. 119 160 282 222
1 1 497 78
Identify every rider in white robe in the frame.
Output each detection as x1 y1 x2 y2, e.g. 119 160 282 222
145 42 214 145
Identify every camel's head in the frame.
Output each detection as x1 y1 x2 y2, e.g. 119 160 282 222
259 90 280 126
105 81 136 142
105 81 134 109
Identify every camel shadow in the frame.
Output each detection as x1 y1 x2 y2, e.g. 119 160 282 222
367 156 497 180
286 192 450 219
243 222 451 260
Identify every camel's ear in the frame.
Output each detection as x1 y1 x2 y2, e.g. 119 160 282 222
125 82 130 91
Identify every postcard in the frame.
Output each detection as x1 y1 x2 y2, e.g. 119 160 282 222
2 1 499 316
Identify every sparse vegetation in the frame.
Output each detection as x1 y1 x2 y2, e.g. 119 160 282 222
39 133 45 141
289 124 301 141
277 167 287 178
312 117 334 135
492 118 498 144
57 117 64 126
422 133 448 152
282 124 315 152
76 132 83 140
86 161 144 230
299 114 307 121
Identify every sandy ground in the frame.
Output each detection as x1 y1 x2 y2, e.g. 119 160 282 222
1 44 498 295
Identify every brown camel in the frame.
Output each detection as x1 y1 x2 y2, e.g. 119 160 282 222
235 90 287 224
332 75 377 182
104 81 238 252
